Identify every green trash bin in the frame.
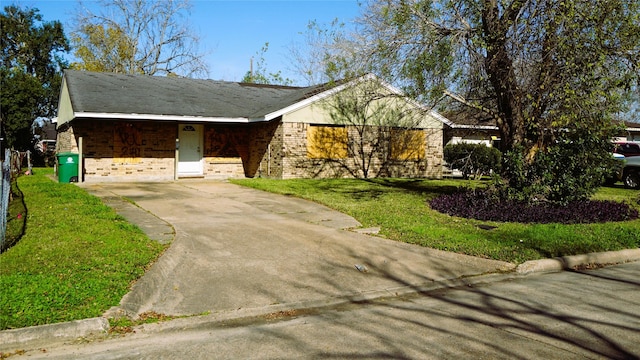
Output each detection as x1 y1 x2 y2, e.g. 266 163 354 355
57 153 79 183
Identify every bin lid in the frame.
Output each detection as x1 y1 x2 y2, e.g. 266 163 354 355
57 152 78 164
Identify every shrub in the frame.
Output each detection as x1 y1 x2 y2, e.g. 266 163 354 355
444 143 501 179
498 131 616 205
430 189 639 224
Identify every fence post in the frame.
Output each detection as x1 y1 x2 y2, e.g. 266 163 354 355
0 151 11 251
26 150 32 174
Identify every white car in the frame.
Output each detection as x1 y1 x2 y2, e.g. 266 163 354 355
621 156 640 189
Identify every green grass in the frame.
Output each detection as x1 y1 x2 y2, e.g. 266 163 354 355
2 172 637 330
231 178 640 264
0 169 166 330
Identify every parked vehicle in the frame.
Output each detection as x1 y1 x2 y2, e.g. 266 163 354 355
613 141 640 157
621 156 640 189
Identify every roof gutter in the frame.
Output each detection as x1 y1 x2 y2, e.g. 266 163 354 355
73 112 269 124
447 124 500 130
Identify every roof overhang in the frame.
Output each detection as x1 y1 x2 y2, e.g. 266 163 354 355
263 74 454 129
447 124 500 130
73 112 269 123
262 77 363 121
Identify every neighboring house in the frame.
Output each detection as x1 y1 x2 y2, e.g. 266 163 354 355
56 70 446 182
34 120 57 153
441 110 501 148
443 111 640 147
613 120 640 142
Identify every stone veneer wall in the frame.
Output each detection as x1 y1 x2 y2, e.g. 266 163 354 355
56 120 283 182
201 121 280 179
56 124 79 154
56 118 443 181
258 121 284 179
203 157 244 179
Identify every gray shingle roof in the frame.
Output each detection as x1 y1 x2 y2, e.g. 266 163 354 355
64 70 326 120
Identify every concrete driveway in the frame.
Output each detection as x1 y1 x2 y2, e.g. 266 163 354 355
82 181 513 319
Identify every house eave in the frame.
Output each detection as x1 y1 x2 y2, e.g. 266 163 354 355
262 81 355 121
447 123 500 131
73 112 268 123
263 73 406 121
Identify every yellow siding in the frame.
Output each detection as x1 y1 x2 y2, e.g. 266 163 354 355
283 103 335 125
56 79 75 127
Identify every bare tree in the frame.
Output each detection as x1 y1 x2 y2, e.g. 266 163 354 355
241 43 293 85
72 0 208 77
287 19 349 86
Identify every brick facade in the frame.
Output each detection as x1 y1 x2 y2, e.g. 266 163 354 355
57 120 276 182
57 120 176 182
257 121 443 179
57 118 442 182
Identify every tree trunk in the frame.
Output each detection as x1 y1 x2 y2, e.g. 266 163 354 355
481 0 526 154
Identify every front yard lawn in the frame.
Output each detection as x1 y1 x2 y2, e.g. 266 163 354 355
2 173 637 331
231 178 640 264
0 169 166 330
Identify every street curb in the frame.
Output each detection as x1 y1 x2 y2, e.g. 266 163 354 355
2 249 639 353
101 272 516 336
516 248 640 274
0 317 109 352
0 273 511 353
136 250 640 336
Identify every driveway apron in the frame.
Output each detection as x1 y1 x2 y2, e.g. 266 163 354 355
83 181 513 318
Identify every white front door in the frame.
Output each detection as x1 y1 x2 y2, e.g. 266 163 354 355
178 124 203 176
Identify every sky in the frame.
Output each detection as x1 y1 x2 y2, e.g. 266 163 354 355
9 0 362 84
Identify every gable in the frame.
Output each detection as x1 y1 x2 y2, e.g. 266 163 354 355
281 76 444 130
56 77 75 127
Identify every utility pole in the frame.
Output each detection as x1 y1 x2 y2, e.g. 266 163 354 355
249 57 254 82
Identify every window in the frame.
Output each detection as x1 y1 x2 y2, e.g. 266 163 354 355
390 128 425 160
307 125 348 159
114 122 143 164
205 128 240 157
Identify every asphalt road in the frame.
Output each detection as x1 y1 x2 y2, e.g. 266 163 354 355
12 260 640 359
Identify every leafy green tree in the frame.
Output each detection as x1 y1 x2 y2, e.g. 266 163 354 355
242 43 293 85
1 5 69 150
72 0 208 77
356 0 639 202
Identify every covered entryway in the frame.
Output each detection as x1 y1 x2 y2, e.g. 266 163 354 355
178 124 203 177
